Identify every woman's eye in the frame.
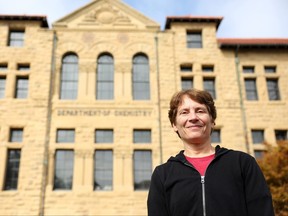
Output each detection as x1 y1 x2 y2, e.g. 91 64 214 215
180 110 188 115
197 109 206 114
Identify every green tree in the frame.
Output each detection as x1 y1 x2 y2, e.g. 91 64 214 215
257 141 288 216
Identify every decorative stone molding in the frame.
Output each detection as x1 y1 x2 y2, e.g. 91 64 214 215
83 3 133 26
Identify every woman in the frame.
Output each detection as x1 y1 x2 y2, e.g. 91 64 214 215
147 89 274 216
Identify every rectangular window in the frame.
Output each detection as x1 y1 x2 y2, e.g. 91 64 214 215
244 79 258 100
17 64 30 71
180 64 192 72
95 129 113 143
56 129 75 143
94 150 113 190
53 150 74 190
0 77 6 98
9 128 23 142
8 30 25 47
133 150 152 190
264 66 276 73
252 130 264 144
254 150 264 160
211 129 221 143
0 63 8 71
187 31 202 48
181 78 193 90
15 76 29 98
202 65 214 72
133 129 151 143
275 130 287 141
203 78 216 99
266 79 280 100
4 149 21 190
243 66 254 73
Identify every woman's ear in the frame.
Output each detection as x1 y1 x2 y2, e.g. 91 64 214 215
172 123 178 132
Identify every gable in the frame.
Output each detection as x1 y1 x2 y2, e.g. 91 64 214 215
53 0 160 30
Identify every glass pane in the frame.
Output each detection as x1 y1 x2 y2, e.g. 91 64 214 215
133 82 150 100
4 149 21 190
267 79 280 100
254 150 264 159
181 79 193 90
180 65 192 72
132 55 150 100
54 150 74 190
94 150 113 190
275 130 287 141
9 31 24 47
202 66 214 72
18 65 30 71
0 77 6 98
211 129 221 143
60 54 78 100
15 77 28 99
245 79 258 100
264 66 276 73
204 79 216 99
133 130 151 143
252 130 264 144
187 32 202 48
0 64 8 70
95 129 113 143
97 55 114 100
56 129 75 143
10 129 23 142
243 66 254 73
133 151 152 190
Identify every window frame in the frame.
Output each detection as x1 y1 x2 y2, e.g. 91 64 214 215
203 77 216 99
15 76 29 99
96 53 114 100
186 31 202 48
133 150 152 191
60 53 79 100
8 30 25 47
244 78 258 101
132 53 150 100
53 150 74 190
266 78 280 101
56 129 75 143
95 129 114 144
94 150 113 191
4 149 21 190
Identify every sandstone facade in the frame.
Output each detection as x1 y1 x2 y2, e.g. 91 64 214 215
0 0 287 215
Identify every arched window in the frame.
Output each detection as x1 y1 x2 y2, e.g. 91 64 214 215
60 54 78 99
96 54 114 100
132 54 150 100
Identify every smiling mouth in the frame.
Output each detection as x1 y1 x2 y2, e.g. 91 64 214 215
187 125 203 128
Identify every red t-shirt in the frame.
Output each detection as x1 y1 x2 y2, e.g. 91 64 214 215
185 154 215 176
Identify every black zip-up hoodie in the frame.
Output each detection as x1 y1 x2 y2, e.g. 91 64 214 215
147 145 274 216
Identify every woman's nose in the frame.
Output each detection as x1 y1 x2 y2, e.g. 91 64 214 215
188 110 198 120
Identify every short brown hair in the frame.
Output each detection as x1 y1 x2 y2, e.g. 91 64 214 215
168 89 217 125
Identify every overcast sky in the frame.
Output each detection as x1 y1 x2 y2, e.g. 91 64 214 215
0 0 287 38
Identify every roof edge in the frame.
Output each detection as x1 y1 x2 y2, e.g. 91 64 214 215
218 38 288 49
165 15 223 30
0 15 49 28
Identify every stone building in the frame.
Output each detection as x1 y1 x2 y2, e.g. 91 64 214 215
0 0 287 215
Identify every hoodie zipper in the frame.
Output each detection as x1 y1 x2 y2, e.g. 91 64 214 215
184 162 207 216
201 176 206 216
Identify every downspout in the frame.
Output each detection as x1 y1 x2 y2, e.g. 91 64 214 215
39 30 57 216
154 33 163 164
234 46 250 154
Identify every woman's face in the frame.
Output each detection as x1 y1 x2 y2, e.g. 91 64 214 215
172 95 214 145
